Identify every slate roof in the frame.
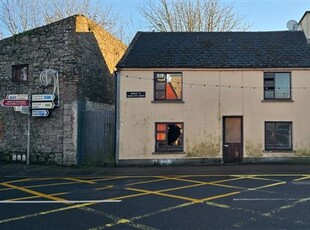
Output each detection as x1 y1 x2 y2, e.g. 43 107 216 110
117 31 310 69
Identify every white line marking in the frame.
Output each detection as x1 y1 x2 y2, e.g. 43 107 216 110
0 200 121 204
233 198 304 201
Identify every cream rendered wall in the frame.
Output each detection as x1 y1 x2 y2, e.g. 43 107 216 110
118 69 310 160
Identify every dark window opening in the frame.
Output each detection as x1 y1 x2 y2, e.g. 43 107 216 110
155 123 183 152
12 64 28 82
264 72 291 100
0 121 4 139
154 73 182 101
265 122 292 150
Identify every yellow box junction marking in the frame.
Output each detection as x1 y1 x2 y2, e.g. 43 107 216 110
0 182 67 202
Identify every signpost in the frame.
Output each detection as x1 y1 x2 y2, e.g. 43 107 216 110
6 94 29 100
32 94 55 101
32 110 49 117
31 102 55 109
1 99 29 107
20 106 30 115
0 92 57 166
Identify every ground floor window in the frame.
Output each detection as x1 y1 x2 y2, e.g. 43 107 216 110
155 123 183 152
265 122 292 150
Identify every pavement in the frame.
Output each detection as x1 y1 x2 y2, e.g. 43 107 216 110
1 162 310 177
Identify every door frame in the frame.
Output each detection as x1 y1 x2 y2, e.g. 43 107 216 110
222 116 244 163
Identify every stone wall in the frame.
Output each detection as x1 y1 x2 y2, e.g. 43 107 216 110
0 15 126 165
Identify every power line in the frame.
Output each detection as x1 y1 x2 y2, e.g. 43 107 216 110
123 75 310 91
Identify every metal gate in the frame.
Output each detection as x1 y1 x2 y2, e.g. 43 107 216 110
80 110 115 166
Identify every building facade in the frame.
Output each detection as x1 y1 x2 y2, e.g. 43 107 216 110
0 15 126 165
116 12 310 165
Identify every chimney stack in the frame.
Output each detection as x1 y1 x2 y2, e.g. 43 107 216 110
299 11 310 40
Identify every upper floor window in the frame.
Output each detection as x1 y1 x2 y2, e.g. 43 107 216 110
154 73 182 101
264 72 291 100
12 64 28 82
155 122 183 152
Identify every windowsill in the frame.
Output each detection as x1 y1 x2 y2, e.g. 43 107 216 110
151 100 185 104
261 99 294 102
263 150 296 153
152 152 186 155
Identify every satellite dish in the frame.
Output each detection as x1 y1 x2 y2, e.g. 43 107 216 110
287 20 299 31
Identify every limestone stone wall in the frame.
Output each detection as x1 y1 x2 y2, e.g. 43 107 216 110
0 15 126 165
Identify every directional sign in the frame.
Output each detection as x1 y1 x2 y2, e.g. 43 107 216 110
32 94 55 102
6 94 29 100
32 110 49 117
20 106 30 115
13 106 22 111
31 102 55 109
1 99 29 107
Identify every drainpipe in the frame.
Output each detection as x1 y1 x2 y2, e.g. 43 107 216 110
115 71 120 165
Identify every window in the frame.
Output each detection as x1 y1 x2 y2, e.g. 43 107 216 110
155 123 183 152
0 121 4 139
154 73 182 101
265 122 292 150
264 72 291 100
12 64 28 82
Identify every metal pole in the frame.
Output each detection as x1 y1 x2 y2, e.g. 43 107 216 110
26 93 31 165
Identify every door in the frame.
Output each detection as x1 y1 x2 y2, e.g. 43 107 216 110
223 116 243 163
79 110 115 166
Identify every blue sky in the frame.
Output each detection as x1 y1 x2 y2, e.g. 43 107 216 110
111 0 309 32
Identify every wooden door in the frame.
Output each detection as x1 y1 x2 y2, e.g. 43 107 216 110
223 117 243 163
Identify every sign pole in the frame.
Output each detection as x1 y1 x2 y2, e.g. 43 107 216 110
26 93 31 165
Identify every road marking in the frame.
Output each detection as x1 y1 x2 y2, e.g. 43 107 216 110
92 176 128 182
0 181 82 192
0 200 121 204
0 202 96 224
126 178 169 186
0 178 32 184
0 182 67 202
234 198 307 201
62 177 96 184
127 187 200 202
94 185 114 190
246 181 286 191
200 191 241 202
80 206 158 230
8 192 69 201
293 175 310 182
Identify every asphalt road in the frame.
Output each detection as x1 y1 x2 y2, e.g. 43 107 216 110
1 164 310 229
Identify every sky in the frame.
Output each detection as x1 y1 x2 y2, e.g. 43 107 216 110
110 0 310 33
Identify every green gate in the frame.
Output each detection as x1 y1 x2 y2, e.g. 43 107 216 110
79 110 115 166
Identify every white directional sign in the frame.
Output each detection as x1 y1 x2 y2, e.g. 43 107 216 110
20 106 30 115
32 110 49 117
6 94 29 100
31 102 55 109
32 94 55 101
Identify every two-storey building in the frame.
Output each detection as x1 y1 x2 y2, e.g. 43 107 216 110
116 11 310 165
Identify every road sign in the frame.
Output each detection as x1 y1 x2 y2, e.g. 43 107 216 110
32 94 55 101
13 106 21 111
1 99 29 107
20 106 30 115
32 110 49 117
6 94 29 100
31 102 55 109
